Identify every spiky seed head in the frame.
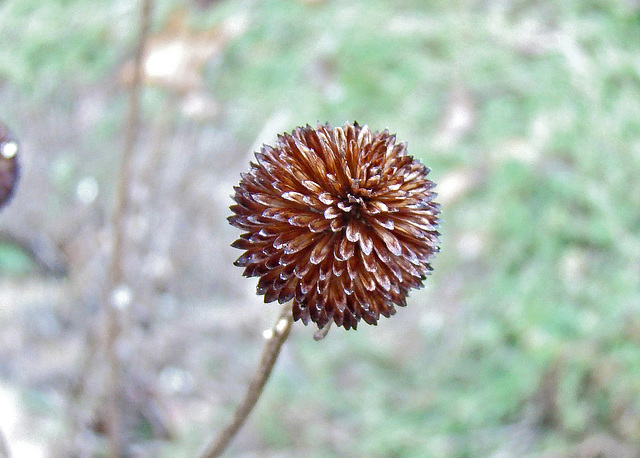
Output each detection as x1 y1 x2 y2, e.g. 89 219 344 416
229 122 440 330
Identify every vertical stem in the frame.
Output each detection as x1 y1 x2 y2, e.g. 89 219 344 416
104 0 153 456
199 302 294 458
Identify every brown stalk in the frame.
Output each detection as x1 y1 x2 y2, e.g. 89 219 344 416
104 0 153 455
199 301 294 458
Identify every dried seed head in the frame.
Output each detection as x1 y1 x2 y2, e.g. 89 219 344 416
229 122 440 330
0 123 19 210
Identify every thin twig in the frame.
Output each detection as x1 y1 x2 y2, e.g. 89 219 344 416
104 0 153 455
199 302 294 458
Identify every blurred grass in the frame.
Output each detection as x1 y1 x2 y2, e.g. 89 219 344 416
2 0 640 456
211 0 640 455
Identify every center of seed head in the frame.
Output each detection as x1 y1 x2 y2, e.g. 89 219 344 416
335 192 366 219
347 193 365 207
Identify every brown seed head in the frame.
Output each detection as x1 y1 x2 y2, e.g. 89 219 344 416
229 122 440 330
0 123 19 210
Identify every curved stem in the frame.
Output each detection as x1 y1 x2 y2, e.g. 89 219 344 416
199 302 294 458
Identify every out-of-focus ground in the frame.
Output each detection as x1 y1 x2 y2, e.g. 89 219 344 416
1 0 640 456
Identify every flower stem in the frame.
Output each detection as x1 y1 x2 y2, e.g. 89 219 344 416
199 301 294 458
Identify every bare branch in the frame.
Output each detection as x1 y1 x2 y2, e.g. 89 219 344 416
199 302 294 458
104 0 154 455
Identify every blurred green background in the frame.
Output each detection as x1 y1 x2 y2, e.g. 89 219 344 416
1 0 640 456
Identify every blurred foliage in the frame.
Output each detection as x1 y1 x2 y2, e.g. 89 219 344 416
213 0 640 455
2 0 640 456
0 242 35 275
0 0 120 97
